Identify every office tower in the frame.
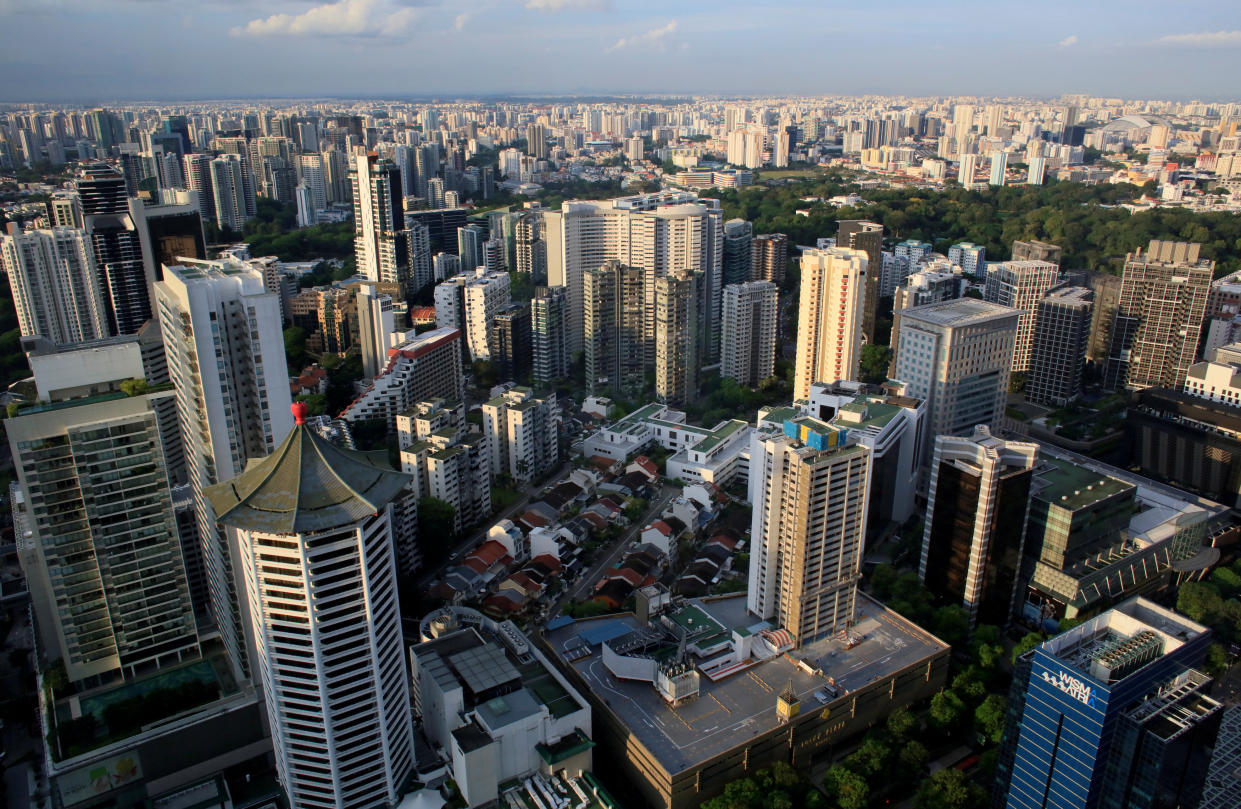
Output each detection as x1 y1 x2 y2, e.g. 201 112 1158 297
1086 271 1124 366
531 285 568 386
457 223 486 272
482 386 558 484
1106 241 1214 391
948 241 986 276
351 153 411 288
1011 239 1062 265
722 218 753 286
654 270 699 406
343 327 465 431
463 267 512 361
835 220 883 343
406 207 469 254
1 224 109 343
205 403 414 809
892 298 1020 439
1027 287 1093 406
515 211 546 282
920 426 1038 628
156 259 295 677
209 155 248 232
1200 708 1241 809
984 260 1060 372
183 153 216 224
1027 156 1047 185
8 390 200 688
957 153 978 185
989 151 1008 186
544 191 722 358
491 301 532 383
793 247 867 401
751 232 788 284
747 414 870 644
721 280 778 387
994 598 1221 809
133 194 207 281
583 260 653 397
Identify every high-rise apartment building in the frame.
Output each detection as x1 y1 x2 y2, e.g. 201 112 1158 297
78 163 153 335
351 153 411 287
994 598 1221 809
462 267 512 361
205 403 414 809
343 327 465 431
8 391 201 688
583 260 654 397
482 386 558 484
747 414 871 645
835 221 883 343
984 259 1061 373
515 211 546 282
398 400 491 534
891 298 1019 440
919 426 1038 628
948 242 986 276
544 191 722 359
654 270 700 406
721 280 779 387
1106 240 1214 390
2 224 109 344
1027 286 1093 406
457 223 487 273
531 285 568 386
156 258 295 677
209 155 248 232
989 150 1008 186
490 301 532 384
793 247 867 401
722 218 754 286
183 153 216 224
751 233 788 285
957 153 978 186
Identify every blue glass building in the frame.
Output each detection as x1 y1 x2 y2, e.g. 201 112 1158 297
994 598 1222 809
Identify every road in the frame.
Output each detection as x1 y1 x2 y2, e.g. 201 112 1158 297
559 483 678 606
412 460 574 591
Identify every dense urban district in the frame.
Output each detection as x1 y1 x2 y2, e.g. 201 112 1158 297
0 94 1240 809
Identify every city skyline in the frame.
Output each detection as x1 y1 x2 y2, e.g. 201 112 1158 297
2 0 1241 102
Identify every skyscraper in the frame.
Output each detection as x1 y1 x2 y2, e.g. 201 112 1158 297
156 258 295 677
1 224 109 343
919 426 1038 629
183 153 216 224
205 403 414 809
1106 240 1214 391
722 218 754 287
793 247 867 401
654 270 700 406
747 414 870 645
78 163 153 335
515 210 546 283
462 267 512 361
351 153 411 288
531 285 569 386
457 223 487 272
721 280 779 387
583 260 653 397
984 259 1061 373
209 155 248 232
891 298 1019 440
994 598 1221 809
8 391 200 688
835 220 883 343
491 301 532 383
1027 287 1093 406
989 150 1008 186
751 232 788 284
957 153 978 186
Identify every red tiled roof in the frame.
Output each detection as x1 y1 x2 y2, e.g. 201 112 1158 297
646 520 672 536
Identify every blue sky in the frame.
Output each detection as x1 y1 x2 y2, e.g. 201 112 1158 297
1 0 1239 102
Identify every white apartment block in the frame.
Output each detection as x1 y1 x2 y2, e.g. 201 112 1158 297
1184 349 1241 406
343 326 466 432
793 247 867 401
463 267 512 361
721 280 779 388
482 387 558 484
1 224 109 344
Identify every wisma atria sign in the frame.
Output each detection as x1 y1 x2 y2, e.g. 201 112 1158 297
1041 669 1099 708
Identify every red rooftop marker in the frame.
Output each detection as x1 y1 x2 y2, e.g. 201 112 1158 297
291 401 309 425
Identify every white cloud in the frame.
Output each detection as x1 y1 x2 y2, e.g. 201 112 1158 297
606 19 677 53
231 0 420 38
1058 34 1078 48
1157 30 1241 47
525 0 606 12
454 11 470 31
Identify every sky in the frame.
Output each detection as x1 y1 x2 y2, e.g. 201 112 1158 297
1 0 1239 103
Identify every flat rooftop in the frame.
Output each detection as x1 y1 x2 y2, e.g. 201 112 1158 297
899 298 1020 327
1033 457 1135 511
545 593 947 774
